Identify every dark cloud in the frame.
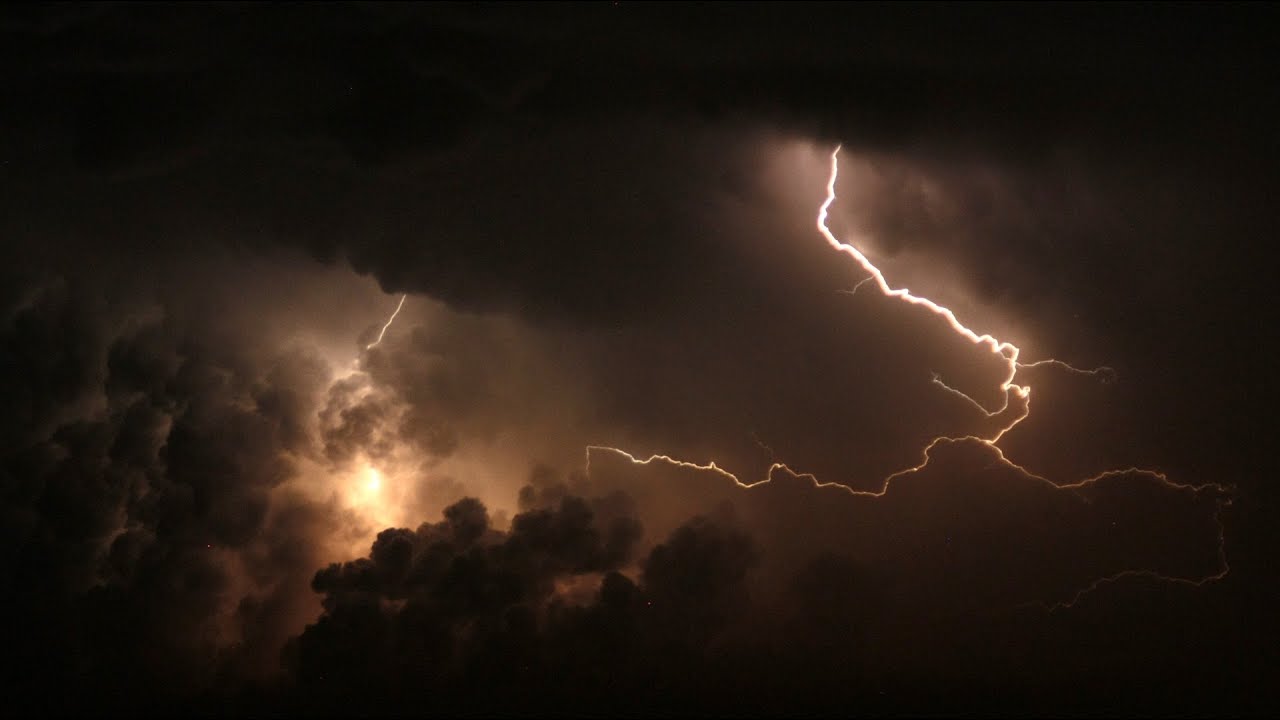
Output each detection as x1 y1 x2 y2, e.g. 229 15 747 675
0 273 364 715
274 453 1231 716
283 490 642 713
0 3 1275 717
281 492 757 715
5 3 1272 326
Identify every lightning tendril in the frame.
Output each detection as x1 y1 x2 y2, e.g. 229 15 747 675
366 293 407 350
588 145 1230 610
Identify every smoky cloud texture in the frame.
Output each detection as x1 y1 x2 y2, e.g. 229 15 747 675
273 449 1230 716
0 218 1258 719
0 264 398 715
283 491 645 713
2 3 1275 717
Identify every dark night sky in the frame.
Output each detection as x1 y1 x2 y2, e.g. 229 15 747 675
1 2 1277 716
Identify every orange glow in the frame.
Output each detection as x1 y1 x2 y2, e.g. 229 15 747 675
347 464 385 509
343 462 400 535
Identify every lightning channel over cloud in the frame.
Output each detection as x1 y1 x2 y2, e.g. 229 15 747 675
589 145 1230 609
814 146 1115 439
365 293 407 350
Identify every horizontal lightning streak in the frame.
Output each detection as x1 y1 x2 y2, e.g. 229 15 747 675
588 145 1230 610
1043 550 1232 613
588 440 1232 501
1017 358 1117 382
588 437 1232 612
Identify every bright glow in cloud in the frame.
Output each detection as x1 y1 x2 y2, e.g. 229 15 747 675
342 460 402 537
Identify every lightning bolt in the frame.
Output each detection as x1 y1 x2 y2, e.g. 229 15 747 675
365 293 407 350
589 439 1230 504
836 276 875 297
588 145 1230 609
815 146 1113 441
1041 534 1231 613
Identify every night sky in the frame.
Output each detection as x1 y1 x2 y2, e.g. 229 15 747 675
2 3 1277 717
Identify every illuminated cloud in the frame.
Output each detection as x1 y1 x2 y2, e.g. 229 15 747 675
0 4 1272 717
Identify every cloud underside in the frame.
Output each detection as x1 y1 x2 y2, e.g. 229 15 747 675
288 445 1227 714
0 271 1231 713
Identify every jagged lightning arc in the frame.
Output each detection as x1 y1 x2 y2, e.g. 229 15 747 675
366 293 407 350
817 145 1113 441
588 439 1231 613
588 144 1229 609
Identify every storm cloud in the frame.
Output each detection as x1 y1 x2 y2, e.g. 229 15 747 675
1 3 1275 717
